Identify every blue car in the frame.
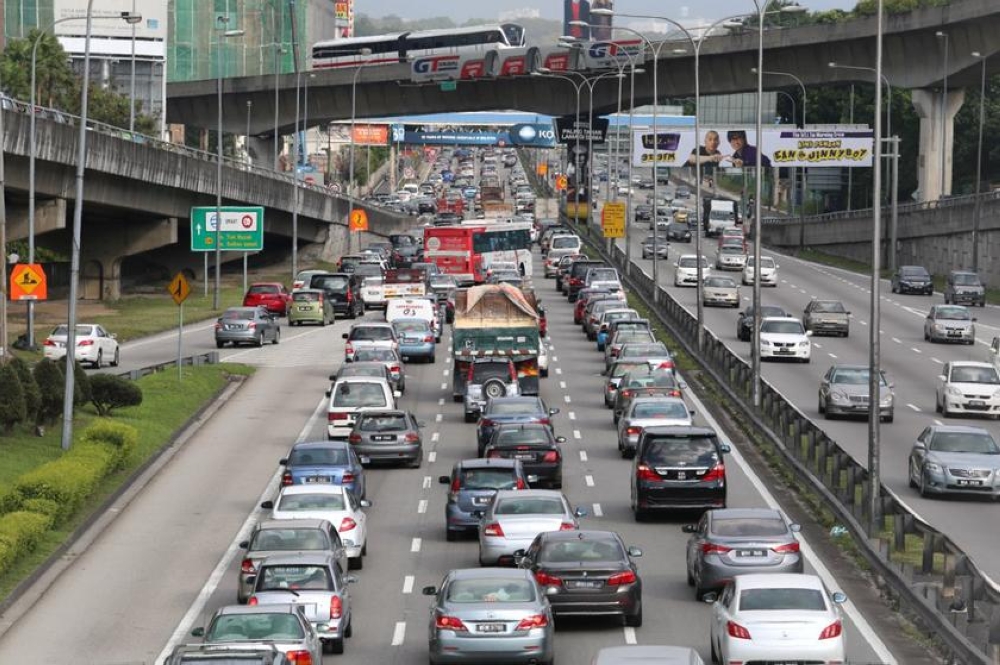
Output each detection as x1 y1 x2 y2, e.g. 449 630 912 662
438 458 528 541
391 318 436 363
280 440 367 499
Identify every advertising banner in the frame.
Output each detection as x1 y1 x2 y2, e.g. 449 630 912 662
631 127 874 169
508 123 557 147
400 128 556 148
352 124 389 146
54 0 167 40
555 116 609 144
563 0 591 40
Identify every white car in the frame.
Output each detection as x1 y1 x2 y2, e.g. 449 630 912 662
326 377 400 439
262 484 371 569
758 317 812 363
707 574 846 665
43 323 120 368
935 361 1000 418
360 276 386 310
743 256 779 286
674 254 711 287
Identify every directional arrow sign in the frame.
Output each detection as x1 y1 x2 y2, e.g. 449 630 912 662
190 206 265 252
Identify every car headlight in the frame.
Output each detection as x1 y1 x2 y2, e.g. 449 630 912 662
798 341 810 348
924 462 942 474
760 339 771 346
946 386 962 397
880 394 893 406
830 392 848 403
933 323 945 331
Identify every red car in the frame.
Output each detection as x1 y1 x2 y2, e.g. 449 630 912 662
242 282 291 316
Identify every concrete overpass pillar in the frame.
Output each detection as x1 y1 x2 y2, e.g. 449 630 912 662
912 88 965 202
248 135 279 170
82 217 178 300
5 199 67 241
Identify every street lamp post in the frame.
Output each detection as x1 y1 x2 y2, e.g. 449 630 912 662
971 51 986 274
348 50 374 253
936 31 949 199
128 0 137 133
531 69 584 229
214 24 245 310
244 99 252 294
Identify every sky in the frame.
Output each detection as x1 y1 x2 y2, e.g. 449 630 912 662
354 0 858 23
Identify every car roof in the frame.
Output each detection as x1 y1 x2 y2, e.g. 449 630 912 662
278 484 348 496
447 567 533 581
216 603 301 616
351 321 394 329
257 518 331 531
537 529 619 543
455 458 520 471
334 376 391 385
256 551 335 567
733 573 826 591
358 409 408 417
927 424 993 435
707 508 784 521
629 396 687 406
593 645 704 664
292 440 350 451
340 361 388 371
641 425 717 436
948 361 992 368
761 316 802 323
494 488 565 500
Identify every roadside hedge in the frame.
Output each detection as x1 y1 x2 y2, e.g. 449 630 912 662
0 511 53 578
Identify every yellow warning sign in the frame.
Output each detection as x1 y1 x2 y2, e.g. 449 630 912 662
10 263 48 301
601 202 626 238
349 208 369 232
555 175 568 191
168 272 191 306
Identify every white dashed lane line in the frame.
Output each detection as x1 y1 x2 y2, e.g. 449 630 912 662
891 337 901 344
559 381 567 389
402 576 414 594
440 382 447 390
907 404 921 412
579 450 588 462
391 621 406 646
410 538 422 553
934 419 944 426
931 357 943 364
564 395 572 403
585 475 595 487
422 476 432 489
417 499 428 514
592 503 603 517
428 452 437 463
573 430 582 440
431 432 440 442
435 413 443 422
555 367 563 375
911 348 922 354
624 626 637 644
568 411 576 420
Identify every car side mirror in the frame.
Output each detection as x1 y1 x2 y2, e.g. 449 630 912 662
360 499 373 508
191 627 205 637
913 441 925 451
555 436 567 444
393 390 402 399
548 408 560 416
260 500 274 510
973 318 978 322
719 443 732 453
239 540 249 549
244 574 257 587
937 374 946 382
805 330 813 337
790 523 801 532
345 575 358 584
513 548 526 559
681 524 698 533
702 592 719 604
110 333 117 339
329 374 338 381
422 585 438 596
325 389 332 398
279 458 288 466
831 592 847 604
574 507 587 518
344 357 354 364
342 333 349 339
438 475 451 484
689 409 696 416
678 381 688 389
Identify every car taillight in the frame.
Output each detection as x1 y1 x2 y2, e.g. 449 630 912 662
424 335 435 342
281 472 293 486
330 595 343 620
701 463 726 483
435 614 468 632
700 542 732 554
486 450 503 458
515 478 526 489
390 365 401 374
621 389 634 399
341 472 355 484
329 412 347 422
77 339 94 346
348 432 362 443
514 614 549 631
626 426 642 437
345 343 354 356
339 517 357 532
44 339 57 346
559 521 576 531
727 621 752 639
611 348 620 358
636 464 660 481
819 620 842 640
450 477 461 492
538 418 551 426
479 418 495 428
285 650 313 665
247 322 256 330
346 290 354 302
668 389 682 398
404 432 420 442
607 570 637 586
657 360 675 370
772 541 800 554
247 596 258 606
483 522 505 537
542 451 559 463
607 382 616 391
534 571 562 586
240 558 255 574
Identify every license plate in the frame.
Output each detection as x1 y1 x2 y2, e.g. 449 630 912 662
969 400 986 407
957 479 982 486
948 331 962 337
514 453 534 460
473 496 490 505
298 306 312 311
735 549 766 557
677 471 687 480
372 435 396 442
476 623 506 633
567 580 603 589
304 476 330 484
776 348 792 354
226 324 240 330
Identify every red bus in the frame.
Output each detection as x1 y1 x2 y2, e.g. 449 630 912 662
423 222 533 285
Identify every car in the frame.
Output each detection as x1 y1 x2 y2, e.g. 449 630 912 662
42 323 120 368
944 270 986 306
287 288 335 326
348 409 423 467
477 489 586 566
584 266 622 292
242 282 292 316
350 347 406 393
391 317 436 362
309 272 365 318
908 425 1000 498
802 299 850 337
574 289 623 324
164 643 290 665
612 342 674 375
214 307 280 348
332 360 395 391
439 458 529 541
279 440 367 498
758 317 812 363
664 222 691 243
604 326 656 367
715 246 748 272
924 304 976 344
683 508 803 599
891 265 934 295
935 361 1000 418
595 308 640 349
742 255 778 286
634 204 652 221
325 376 400 439
261 484 371 569
386 296 441 341
484 423 566 488
566 260 608 301
702 275 740 308
343 321 399 361
423 568 555 665
706 574 847 665
617 396 693 458
359 276 386 310
515 530 643 626
673 254 710 287
641 234 669 259
246 552 356 655
612 368 685 424
592 645 706 665
604 359 655 408
236 518 347 603
464 358 521 423
585 300 629 340
476 396 559 456
293 269 329 290
735 305 790 342
189 603 322 663
554 254 584 291
630 426 730 520
818 364 895 422
548 234 584 263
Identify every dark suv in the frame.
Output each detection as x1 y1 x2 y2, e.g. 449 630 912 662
309 272 364 319
566 260 608 302
630 426 730 520
944 270 986 307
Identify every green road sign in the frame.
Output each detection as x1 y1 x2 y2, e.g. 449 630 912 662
190 206 265 252
440 80 457 92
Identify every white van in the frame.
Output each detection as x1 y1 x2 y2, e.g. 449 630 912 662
386 297 441 341
706 199 737 236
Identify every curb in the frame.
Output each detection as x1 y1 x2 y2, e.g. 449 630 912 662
0 375 249 640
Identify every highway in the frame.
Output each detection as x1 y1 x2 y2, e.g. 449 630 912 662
606 174 1000 583
0 246 902 664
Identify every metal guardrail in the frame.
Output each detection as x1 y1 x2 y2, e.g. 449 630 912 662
762 189 1000 226
116 352 220 381
574 220 999 665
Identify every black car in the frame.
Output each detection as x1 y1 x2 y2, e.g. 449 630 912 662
515 530 643 626
476 396 559 455
309 272 364 319
439 458 529 541
630 426 730 520
891 265 933 295
665 222 692 242
634 204 652 221
736 304 790 341
566 260 607 302
484 423 566 488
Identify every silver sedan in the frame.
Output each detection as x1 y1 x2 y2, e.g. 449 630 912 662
617 397 693 458
424 567 554 665
477 490 585 566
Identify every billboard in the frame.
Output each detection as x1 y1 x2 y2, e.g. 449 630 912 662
335 0 354 38
53 0 167 40
352 124 389 145
589 0 613 41
554 116 609 144
508 123 557 147
631 127 874 169
563 0 591 40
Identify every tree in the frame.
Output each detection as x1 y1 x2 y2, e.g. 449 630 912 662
33 358 64 428
89 375 143 417
0 362 28 434
8 356 41 425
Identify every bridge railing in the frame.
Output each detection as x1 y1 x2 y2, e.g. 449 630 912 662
762 189 1000 226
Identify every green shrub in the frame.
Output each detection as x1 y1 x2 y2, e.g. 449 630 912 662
0 485 21 514
13 442 117 523
89 374 143 417
19 498 61 522
0 510 53 577
0 361 27 434
33 358 64 427
81 419 139 470
8 356 40 424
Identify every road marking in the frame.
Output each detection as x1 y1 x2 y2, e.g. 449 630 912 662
403 575 415 594
428 451 437 463
585 475 595 487
891 337 901 344
931 357 943 364
907 403 921 412
812 343 822 349
431 432 440 442
440 382 447 390
435 413 443 422
559 381 567 389
443 369 449 376
568 411 576 420
911 347 922 354
555 367 563 375
422 476 432 489
391 621 406 646
573 430 582 440
828 353 838 359
438 397 445 406
418 499 428 514
552 356 558 362
624 626 637 644
859 320 868 326
411 538 422 553
579 450 588 462
934 419 944 426
157 397 329 664
593 503 603 517
564 395 572 403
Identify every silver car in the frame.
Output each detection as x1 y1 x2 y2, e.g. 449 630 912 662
351 347 406 394
477 490 586 566
818 364 894 422
924 304 976 344
343 322 398 361
423 567 555 665
702 275 740 308
349 410 423 468
593 646 705 665
191 603 322 663
908 425 1000 498
247 552 356 654
215 307 280 348
617 397 693 458
683 508 803 599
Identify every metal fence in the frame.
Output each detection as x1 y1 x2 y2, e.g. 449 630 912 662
116 352 220 381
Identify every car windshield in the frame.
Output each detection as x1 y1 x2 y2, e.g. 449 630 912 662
446 579 535 603
288 447 348 466
460 468 519 490
206 613 305 641
811 301 846 313
333 382 388 408
276 493 345 511
929 432 1000 454
359 414 408 431
644 436 719 466
552 236 579 249
50 324 95 336
340 366 384 379
495 427 551 445
258 565 333 592
490 401 542 415
495 497 566 515
312 276 349 291
761 321 805 335
950 366 1000 384
936 306 971 321
902 267 929 278
472 363 511 382
739 588 826 611
953 274 981 286
705 277 736 287
248 285 279 294
831 368 888 385
632 401 689 419
351 327 394 341
747 257 775 268
678 257 702 268
293 291 320 302
712 517 788 537
250 528 329 551
540 537 623 563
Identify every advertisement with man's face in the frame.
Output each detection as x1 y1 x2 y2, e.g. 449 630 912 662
632 127 874 169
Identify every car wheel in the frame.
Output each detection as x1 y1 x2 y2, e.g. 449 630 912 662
944 294 951 304
935 395 942 413
818 397 826 415
349 556 363 570
624 602 643 627
884 412 894 423
483 378 506 399
942 400 951 417
318 318 325 327
633 508 647 523
272 329 280 345
216 340 225 349
909 460 918 488
256 333 264 347
918 469 931 498
326 637 345 655
409 454 422 469
843 329 849 338
464 412 476 423
345 620 353 638
93 350 103 369
429 353 436 364
110 349 120 367
540 368 549 378
446 529 458 542
711 638 720 664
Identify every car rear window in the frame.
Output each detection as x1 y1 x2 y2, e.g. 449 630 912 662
552 236 580 249
712 517 788 537
611 362 648 379
540 537 622 563
632 401 689 419
276 492 345 511
221 309 256 320
490 401 542 415
250 528 329 551
495 427 551 445
459 468 519 490
353 349 397 362
333 382 388 408
206 612 305 642
739 588 826 611
359 414 408 431
394 320 430 333
258 565 333 592
643 436 719 466
350 326 394 341
293 291 320 302
811 301 846 313
288 447 348 466
248 285 279 294
447 579 535 603
495 497 565 515
312 275 349 291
